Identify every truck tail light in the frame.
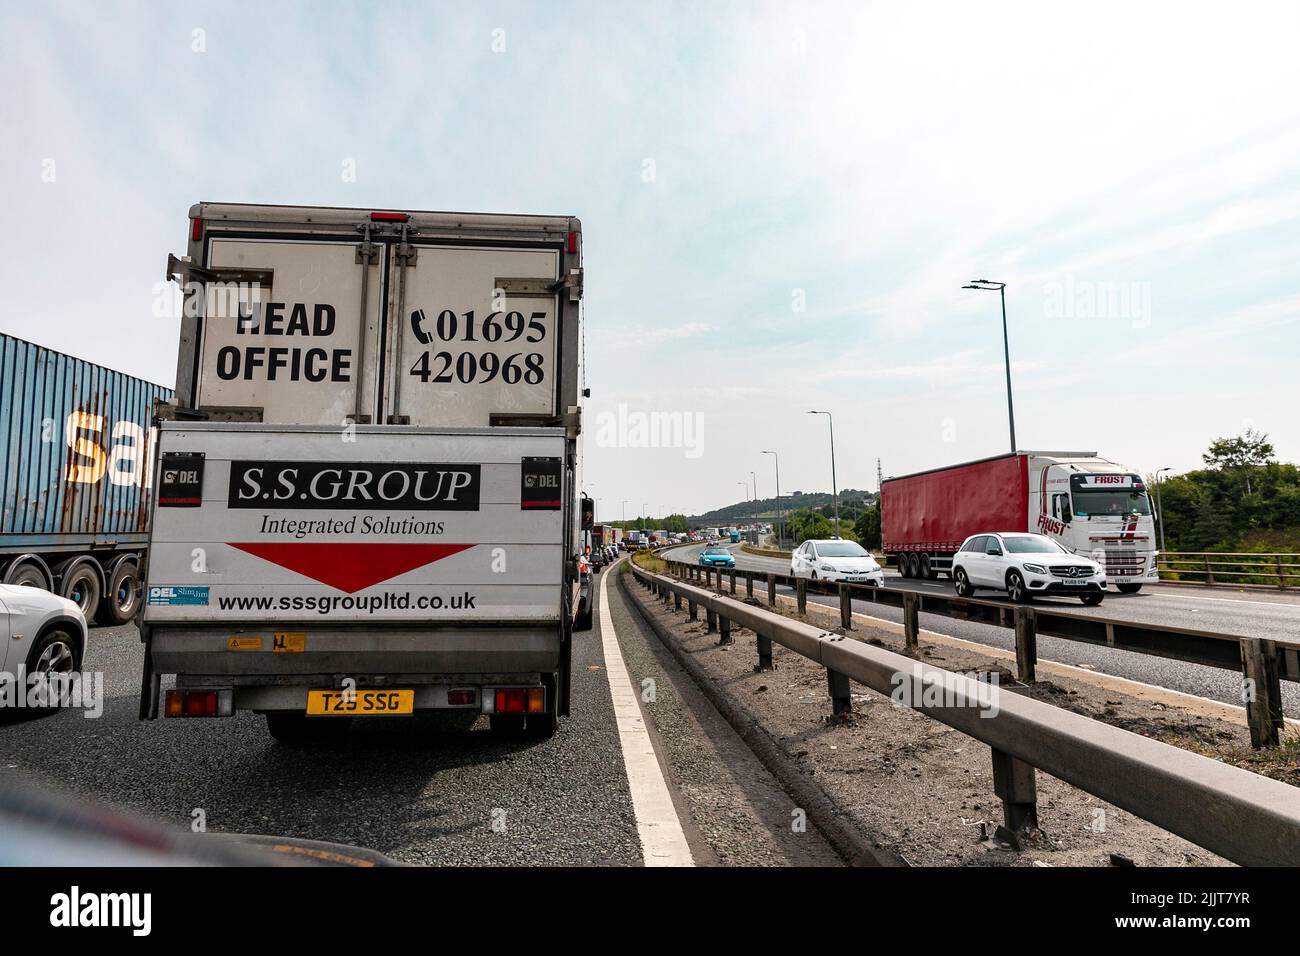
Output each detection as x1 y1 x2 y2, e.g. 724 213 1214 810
165 688 233 718
567 230 578 254
370 211 410 222
190 217 203 242
447 689 475 706
490 688 545 714
495 688 527 714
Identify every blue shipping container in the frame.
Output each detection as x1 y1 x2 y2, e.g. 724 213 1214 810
0 333 173 551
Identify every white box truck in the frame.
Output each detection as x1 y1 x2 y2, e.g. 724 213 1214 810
139 203 587 741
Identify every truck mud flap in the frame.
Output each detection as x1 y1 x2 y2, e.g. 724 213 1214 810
138 630 160 720
558 622 573 717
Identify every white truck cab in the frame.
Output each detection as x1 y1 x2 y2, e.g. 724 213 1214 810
1031 454 1158 593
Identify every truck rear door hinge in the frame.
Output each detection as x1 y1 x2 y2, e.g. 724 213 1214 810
166 254 273 290
495 269 583 302
564 405 582 439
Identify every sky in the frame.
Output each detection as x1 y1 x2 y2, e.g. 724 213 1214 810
3 0 1299 520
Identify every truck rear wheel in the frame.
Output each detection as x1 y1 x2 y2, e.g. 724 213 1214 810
524 711 557 739
1116 583 1142 594
266 712 351 744
488 714 526 734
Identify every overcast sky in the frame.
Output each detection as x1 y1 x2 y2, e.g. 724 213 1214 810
4 1 1299 518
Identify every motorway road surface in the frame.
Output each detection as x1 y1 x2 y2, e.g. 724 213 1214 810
0 560 840 867
665 542 1300 718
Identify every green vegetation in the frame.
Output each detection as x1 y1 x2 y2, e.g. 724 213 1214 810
610 514 690 533
1157 428 1300 553
631 549 667 574
690 489 875 527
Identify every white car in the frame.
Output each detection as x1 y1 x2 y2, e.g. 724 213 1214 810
952 532 1106 605
0 584 88 702
791 539 885 586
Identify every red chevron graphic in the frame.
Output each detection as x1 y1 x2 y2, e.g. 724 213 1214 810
227 542 475 593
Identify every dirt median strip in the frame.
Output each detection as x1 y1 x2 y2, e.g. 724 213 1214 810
623 571 1244 866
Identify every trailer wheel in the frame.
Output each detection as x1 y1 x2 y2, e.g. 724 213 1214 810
3 557 52 590
919 554 934 579
103 561 141 626
898 554 911 579
59 560 102 622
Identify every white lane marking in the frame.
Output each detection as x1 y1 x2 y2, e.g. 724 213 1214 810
598 565 694 867
1148 592 1300 611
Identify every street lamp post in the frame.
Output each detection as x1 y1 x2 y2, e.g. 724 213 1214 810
807 411 839 532
963 279 1017 453
1154 467 1173 553
762 450 781 545
621 499 629 524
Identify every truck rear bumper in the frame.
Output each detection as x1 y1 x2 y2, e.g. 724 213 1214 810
149 624 561 678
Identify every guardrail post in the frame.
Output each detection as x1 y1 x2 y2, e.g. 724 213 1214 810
1205 555 1215 586
1241 638 1283 749
796 577 807 615
688 597 698 621
719 613 732 645
729 569 737 594
755 634 773 671
826 668 852 722
674 592 682 611
1279 555 1287 591
766 574 776 608
991 748 1038 836
745 572 754 599
1014 607 1037 683
903 591 919 652
838 584 852 629
706 606 717 633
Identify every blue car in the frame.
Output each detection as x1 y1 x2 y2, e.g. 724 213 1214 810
698 546 736 568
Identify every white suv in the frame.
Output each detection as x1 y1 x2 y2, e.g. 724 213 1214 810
791 539 884 586
952 533 1106 605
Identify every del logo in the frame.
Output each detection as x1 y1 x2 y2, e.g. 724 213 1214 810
147 585 210 606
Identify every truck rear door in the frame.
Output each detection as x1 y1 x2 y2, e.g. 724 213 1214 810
194 237 385 426
385 244 562 427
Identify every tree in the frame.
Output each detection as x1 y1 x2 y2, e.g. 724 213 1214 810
853 505 881 549
1203 428 1275 495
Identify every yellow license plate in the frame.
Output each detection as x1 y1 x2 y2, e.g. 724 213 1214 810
306 689 414 716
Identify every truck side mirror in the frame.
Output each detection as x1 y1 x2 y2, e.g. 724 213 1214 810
580 497 594 531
